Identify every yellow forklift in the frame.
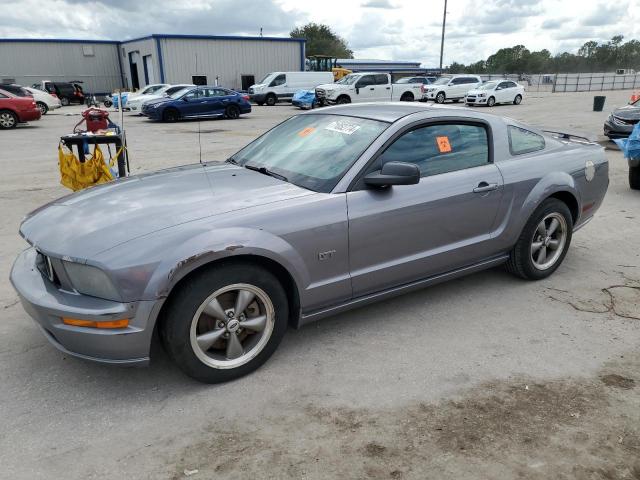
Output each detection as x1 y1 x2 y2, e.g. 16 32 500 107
307 55 352 81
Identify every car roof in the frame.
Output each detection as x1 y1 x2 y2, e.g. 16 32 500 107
306 102 440 123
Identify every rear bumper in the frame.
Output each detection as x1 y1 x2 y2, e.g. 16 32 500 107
10 247 157 366
18 109 42 122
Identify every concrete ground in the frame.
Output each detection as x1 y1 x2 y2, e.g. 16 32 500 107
1 91 639 480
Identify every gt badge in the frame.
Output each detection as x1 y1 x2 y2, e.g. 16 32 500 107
585 160 595 182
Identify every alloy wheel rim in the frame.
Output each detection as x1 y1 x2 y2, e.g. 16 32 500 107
0 113 14 127
38 103 46 114
189 283 275 369
530 212 567 270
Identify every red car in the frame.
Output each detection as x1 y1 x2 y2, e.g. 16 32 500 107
0 88 41 129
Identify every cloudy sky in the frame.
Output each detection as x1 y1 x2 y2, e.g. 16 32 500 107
1 0 638 66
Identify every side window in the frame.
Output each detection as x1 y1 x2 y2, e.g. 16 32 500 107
270 74 286 87
0 92 7 98
507 81 518 88
357 75 375 87
183 89 200 100
508 126 545 155
380 123 489 178
375 74 389 85
450 78 462 85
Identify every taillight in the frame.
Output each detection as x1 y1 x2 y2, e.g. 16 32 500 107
50 93 58 98
242 95 250 100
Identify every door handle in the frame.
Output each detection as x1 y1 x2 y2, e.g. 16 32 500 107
386 87 391 90
473 182 498 193
369 88 375 90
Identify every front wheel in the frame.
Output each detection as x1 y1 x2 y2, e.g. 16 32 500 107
162 108 179 122
225 104 240 119
506 198 573 280
514 94 522 105
336 95 351 104
36 102 48 115
104 99 113 108
265 94 277 106
161 263 289 383
435 92 446 104
487 96 496 107
630 165 640 190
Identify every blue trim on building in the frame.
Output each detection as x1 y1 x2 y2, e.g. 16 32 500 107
116 45 125 89
0 38 119 44
120 33 305 45
154 37 165 83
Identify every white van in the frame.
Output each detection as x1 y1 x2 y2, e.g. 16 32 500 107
248 71 334 106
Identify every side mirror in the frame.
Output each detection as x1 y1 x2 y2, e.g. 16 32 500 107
364 161 420 187
355 87 360 94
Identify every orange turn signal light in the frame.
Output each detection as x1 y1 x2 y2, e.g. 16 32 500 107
62 318 129 329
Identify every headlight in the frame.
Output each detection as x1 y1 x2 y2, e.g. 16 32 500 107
63 261 121 301
325 90 334 96
477 93 486 97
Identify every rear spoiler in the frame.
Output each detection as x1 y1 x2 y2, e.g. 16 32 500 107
541 129 598 145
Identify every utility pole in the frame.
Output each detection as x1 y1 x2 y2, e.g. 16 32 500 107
439 0 447 71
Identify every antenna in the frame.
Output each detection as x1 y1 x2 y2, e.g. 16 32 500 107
195 53 203 164
259 27 263 37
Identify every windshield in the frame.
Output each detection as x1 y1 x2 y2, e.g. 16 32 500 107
478 81 498 90
259 73 274 84
431 77 451 85
335 74 359 85
169 87 192 99
230 114 388 192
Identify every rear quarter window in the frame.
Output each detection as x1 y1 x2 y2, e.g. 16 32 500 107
508 125 545 155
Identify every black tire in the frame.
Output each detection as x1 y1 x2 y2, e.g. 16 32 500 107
400 92 414 102
630 166 640 190
265 94 277 106
162 108 179 122
225 104 240 119
514 94 522 105
487 96 496 107
256 101 264 106
60 97 70 106
435 92 446 104
161 263 289 383
36 101 48 115
336 95 351 104
104 99 113 108
506 198 573 280
0 109 18 129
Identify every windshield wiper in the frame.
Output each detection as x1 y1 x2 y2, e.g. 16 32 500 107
225 157 239 165
244 163 288 182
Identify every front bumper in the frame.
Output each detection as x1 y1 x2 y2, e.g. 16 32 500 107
248 93 267 103
603 119 634 139
424 91 437 100
465 96 488 105
10 247 158 366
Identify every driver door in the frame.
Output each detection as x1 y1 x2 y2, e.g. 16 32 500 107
346 121 504 297
353 75 377 103
180 88 208 117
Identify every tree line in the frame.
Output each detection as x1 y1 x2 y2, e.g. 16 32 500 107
449 36 640 74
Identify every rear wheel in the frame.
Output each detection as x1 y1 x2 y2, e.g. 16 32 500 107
506 198 573 280
487 96 496 107
161 263 289 383
0 110 18 129
514 94 522 105
265 94 277 106
400 92 414 102
435 92 446 104
36 102 48 115
225 104 240 119
630 166 640 190
60 97 70 106
162 108 179 122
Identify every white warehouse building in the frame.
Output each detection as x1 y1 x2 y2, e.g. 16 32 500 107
0 34 306 94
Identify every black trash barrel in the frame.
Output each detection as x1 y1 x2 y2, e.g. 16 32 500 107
593 96 606 112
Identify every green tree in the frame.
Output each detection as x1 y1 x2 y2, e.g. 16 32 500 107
290 23 353 58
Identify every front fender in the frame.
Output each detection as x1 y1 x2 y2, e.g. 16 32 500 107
96 226 308 304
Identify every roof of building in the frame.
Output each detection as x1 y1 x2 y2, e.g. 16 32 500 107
0 34 305 45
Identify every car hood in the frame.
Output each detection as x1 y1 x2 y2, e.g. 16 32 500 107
316 83 342 90
20 163 315 259
466 88 489 95
143 97 172 107
612 104 640 120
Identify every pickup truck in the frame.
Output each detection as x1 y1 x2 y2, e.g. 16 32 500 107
315 72 422 105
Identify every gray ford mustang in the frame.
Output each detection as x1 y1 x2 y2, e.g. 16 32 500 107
11 103 608 383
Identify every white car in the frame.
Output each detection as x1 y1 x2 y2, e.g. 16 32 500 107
126 84 195 112
465 80 525 107
422 75 482 104
24 86 62 115
315 72 423 105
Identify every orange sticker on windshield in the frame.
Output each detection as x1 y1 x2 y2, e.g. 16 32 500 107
436 136 452 153
298 127 315 137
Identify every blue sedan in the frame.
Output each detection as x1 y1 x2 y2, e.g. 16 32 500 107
142 86 251 122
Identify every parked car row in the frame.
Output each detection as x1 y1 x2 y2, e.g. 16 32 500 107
0 87 41 129
32 80 85 106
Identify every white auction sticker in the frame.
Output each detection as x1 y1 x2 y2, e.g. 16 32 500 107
324 120 361 135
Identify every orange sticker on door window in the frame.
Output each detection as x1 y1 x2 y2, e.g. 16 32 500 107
436 136 452 153
298 127 315 137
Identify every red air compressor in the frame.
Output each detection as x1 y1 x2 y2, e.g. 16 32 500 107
73 108 110 133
